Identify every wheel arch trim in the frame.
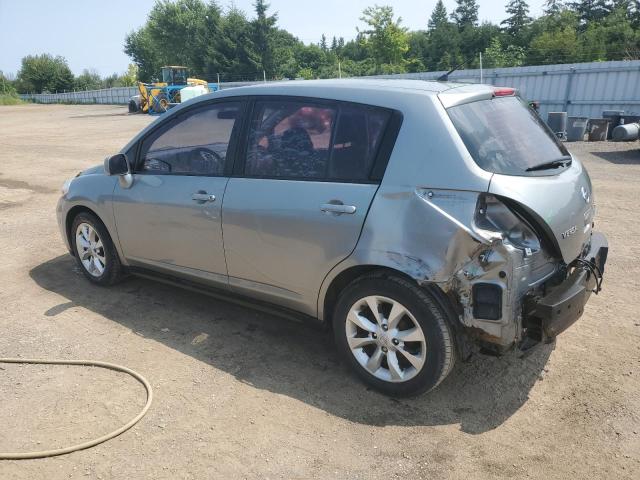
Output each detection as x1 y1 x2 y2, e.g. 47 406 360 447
64 203 126 265
318 255 446 324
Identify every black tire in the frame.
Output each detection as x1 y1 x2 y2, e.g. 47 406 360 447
151 93 169 114
70 212 124 286
128 100 138 113
333 272 455 397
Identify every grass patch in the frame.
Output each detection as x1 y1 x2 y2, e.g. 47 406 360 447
0 94 24 105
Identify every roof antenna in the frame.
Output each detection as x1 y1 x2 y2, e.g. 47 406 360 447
437 62 465 82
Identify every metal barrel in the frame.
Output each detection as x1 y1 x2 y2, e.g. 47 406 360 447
612 123 640 142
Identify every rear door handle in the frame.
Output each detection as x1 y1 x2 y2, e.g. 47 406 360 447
320 203 357 215
192 192 216 202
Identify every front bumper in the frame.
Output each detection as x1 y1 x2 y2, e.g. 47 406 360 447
524 232 608 339
56 196 73 255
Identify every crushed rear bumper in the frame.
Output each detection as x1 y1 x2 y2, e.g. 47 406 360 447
523 232 608 340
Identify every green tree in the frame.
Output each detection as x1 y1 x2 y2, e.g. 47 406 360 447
0 71 18 96
579 6 640 60
217 7 260 80
502 0 532 36
124 27 160 82
270 29 303 79
252 0 278 75
341 35 368 62
74 69 103 90
428 0 449 29
406 31 429 71
357 5 409 71
16 54 74 93
543 0 566 14
570 0 613 24
459 22 501 67
425 0 462 70
631 1 640 27
528 24 580 64
125 0 224 82
119 64 139 86
482 37 526 67
451 0 479 29
320 34 328 52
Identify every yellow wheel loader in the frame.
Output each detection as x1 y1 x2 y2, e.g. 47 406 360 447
134 66 217 115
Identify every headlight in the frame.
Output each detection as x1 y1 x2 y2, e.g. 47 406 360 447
61 172 81 195
475 194 541 252
61 178 73 195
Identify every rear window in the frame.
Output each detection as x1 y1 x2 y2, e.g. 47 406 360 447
447 96 569 176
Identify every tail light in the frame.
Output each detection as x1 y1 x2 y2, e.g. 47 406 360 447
475 194 541 253
493 87 516 97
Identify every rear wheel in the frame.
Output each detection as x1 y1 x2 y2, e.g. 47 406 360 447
333 273 455 396
71 212 124 286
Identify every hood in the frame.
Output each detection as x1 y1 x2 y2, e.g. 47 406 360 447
79 164 104 176
489 158 594 263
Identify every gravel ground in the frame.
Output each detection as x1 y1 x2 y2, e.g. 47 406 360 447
0 104 639 479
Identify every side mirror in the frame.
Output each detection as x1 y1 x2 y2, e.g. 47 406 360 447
104 153 130 176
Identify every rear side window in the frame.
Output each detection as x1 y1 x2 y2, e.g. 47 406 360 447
138 102 241 176
244 99 391 182
447 96 569 176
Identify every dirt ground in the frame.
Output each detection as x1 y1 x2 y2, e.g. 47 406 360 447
0 104 638 479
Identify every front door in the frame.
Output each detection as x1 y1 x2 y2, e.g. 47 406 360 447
113 100 243 285
222 97 393 314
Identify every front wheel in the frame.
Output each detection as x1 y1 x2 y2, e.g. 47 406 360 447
71 212 124 286
333 273 455 396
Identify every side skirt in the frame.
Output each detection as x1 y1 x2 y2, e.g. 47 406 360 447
128 267 325 329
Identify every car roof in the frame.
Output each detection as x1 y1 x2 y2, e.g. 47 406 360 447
201 78 479 101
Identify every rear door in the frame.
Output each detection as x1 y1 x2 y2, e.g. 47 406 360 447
112 100 243 285
222 97 395 315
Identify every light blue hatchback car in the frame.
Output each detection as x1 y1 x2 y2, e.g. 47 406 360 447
58 79 607 396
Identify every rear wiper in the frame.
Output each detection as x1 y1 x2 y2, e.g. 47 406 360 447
525 156 572 172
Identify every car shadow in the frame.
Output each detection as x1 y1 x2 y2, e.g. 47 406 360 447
69 112 130 119
30 255 553 434
591 148 640 165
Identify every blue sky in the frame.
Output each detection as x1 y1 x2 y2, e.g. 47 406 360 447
0 0 545 76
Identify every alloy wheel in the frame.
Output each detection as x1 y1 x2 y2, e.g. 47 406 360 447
75 222 106 277
345 295 427 383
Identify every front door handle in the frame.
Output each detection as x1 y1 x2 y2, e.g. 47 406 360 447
192 192 216 202
320 203 357 215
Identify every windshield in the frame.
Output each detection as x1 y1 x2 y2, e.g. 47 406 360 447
447 96 570 176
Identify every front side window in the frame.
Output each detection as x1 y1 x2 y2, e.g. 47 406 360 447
139 102 241 176
244 99 391 182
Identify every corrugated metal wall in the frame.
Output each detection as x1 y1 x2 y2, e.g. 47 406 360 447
18 82 261 105
371 60 640 120
20 87 139 105
19 60 640 120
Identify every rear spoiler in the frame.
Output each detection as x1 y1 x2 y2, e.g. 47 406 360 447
439 85 518 109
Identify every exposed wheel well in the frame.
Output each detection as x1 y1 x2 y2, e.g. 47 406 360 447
322 265 421 326
322 264 468 359
65 206 103 256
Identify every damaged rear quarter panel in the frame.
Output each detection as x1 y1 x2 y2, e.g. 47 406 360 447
321 186 556 348
318 92 555 348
